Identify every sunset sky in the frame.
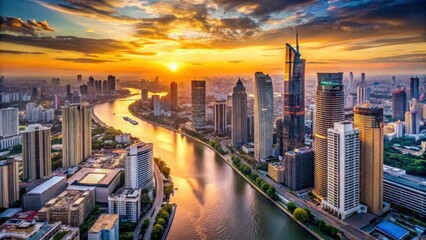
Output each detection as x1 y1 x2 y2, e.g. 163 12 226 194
0 0 425 79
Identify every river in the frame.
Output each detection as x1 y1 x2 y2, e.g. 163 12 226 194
94 88 314 240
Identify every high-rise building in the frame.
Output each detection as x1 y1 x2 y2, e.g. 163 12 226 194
283 35 306 153
170 82 178 111
22 124 51 181
62 102 92 167
66 84 72 101
161 93 170 112
254 72 274 161
392 89 407 121
0 76 4 92
405 111 419 134
231 79 248 147
141 88 148 102
284 147 314 191
88 214 119 240
391 76 396 86
0 108 19 138
354 104 384 214
125 143 155 193
191 80 206 130
323 122 360 220
357 85 370 105
361 72 366 82
0 160 19 208
51 77 60 86
107 75 116 94
410 76 420 99
349 72 354 93
247 114 254 142
213 100 227 134
77 74 82 82
314 72 345 198
275 119 284 157
95 80 102 93
53 94 59 110
152 95 161 116
108 188 141 223
80 84 88 96
88 76 95 97
102 80 109 94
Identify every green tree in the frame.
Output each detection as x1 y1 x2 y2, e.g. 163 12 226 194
287 202 297 213
151 224 165 240
163 204 173 214
157 209 170 221
293 208 309 222
156 218 166 227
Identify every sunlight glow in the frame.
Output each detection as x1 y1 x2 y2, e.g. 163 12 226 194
169 63 178 72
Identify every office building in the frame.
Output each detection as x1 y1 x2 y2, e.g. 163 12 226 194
107 75 116 94
152 95 161 116
0 76 3 92
231 79 248 147
284 147 314 191
254 72 274 161
102 80 109 94
323 122 360 220
77 74 82 82
268 163 284 183
170 82 178 111
88 214 119 240
247 114 254 142
0 107 21 150
108 188 141 223
125 143 155 192
141 88 148 102
0 221 77 240
361 72 366 82
405 110 419 134
0 160 19 208
314 72 345 198
39 188 96 227
275 119 284 157
349 72 354 93
354 104 384 214
51 77 60 86
383 165 426 217
191 80 206 130
410 76 420 99
213 100 227 134
23 176 67 211
62 102 92 167
357 86 370 105
392 89 407 121
66 84 72 101
22 124 51 181
283 37 306 153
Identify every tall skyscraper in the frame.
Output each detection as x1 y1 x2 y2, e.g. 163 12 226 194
66 84 72 101
284 147 314 191
323 122 360 220
349 72 354 93
125 143 155 193
275 119 284 157
354 104 384 214
62 102 92 167
283 34 306 153
0 108 19 138
405 111 419 134
191 80 206 130
108 75 116 94
170 82 178 111
0 76 4 92
357 81 370 105
254 72 274 161
232 79 248 147
102 80 109 94
410 76 420 99
0 159 19 208
152 95 161 116
392 89 407 121
141 88 148 102
391 76 396 86
213 100 227 134
77 74 82 82
22 124 51 181
314 72 345 198
361 72 366 82
88 76 95 98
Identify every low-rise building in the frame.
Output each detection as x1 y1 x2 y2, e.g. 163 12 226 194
23 176 67 211
108 188 141 223
284 147 314 191
115 134 131 144
268 162 285 183
0 220 61 239
88 214 119 240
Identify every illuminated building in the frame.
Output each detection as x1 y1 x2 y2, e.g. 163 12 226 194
392 89 406 121
191 80 206 130
22 124 51 181
231 79 248 147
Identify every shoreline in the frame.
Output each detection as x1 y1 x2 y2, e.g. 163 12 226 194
161 204 177 240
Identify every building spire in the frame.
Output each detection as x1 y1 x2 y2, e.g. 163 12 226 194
296 28 299 52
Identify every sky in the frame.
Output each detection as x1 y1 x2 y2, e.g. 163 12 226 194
0 0 425 80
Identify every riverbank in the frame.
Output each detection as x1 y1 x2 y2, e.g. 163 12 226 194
161 204 177 240
127 103 321 240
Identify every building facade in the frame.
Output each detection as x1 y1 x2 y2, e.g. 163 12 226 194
88 214 119 240
268 163 284 183
191 80 206 130
22 124 51 181
231 79 248 147
23 176 67 211
213 100 227 134
410 76 419 99
405 111 419 134
0 108 21 150
170 82 178 111
392 89 407 121
0 160 19 208
108 188 141 223
125 143 155 192
152 95 161 116
284 147 314 191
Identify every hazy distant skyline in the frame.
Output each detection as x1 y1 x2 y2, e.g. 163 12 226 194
0 0 425 77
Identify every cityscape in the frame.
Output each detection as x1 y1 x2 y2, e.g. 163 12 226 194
0 0 425 240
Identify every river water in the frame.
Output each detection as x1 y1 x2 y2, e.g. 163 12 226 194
94 88 314 240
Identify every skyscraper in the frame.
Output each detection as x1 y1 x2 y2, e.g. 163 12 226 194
152 95 161 116
254 72 274 161
66 84 72 101
0 107 19 138
22 124 51 181
191 80 206 130
102 80 109 94
361 72 366 82
232 79 248 147
357 82 370 105
323 121 360 220
77 74 82 82
314 72 345 198
0 76 4 92
108 75 116 94
275 119 284 157
405 111 419 134
62 102 92 167
349 72 354 93
170 82 178 111
0 159 19 208
354 104 384 214
410 76 420 99
284 147 314 191
213 100 227 134
125 143 155 193
141 88 148 102
392 89 407 121
283 34 306 153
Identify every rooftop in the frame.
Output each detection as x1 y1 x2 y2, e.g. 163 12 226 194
43 188 94 210
384 167 426 192
109 188 141 200
26 176 66 195
375 221 409 240
269 162 285 170
286 147 313 155
67 168 120 186
88 214 119 233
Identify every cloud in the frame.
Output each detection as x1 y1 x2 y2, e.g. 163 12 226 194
0 16 54 35
56 57 116 63
0 49 44 54
124 51 157 56
228 60 243 63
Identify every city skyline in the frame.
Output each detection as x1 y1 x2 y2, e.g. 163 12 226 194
0 0 425 77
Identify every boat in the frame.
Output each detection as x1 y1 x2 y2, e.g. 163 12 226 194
123 116 138 125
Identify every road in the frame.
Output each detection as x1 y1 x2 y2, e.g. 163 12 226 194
134 163 164 240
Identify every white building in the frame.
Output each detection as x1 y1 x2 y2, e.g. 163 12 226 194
108 188 141 223
125 143 155 193
152 95 161 116
391 121 405 138
356 86 370 105
0 108 21 150
115 134 131 144
323 122 361 220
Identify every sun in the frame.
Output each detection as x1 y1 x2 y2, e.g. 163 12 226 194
169 63 178 72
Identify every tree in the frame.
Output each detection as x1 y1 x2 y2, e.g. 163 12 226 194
151 224 165 240
287 202 297 213
157 209 170 221
303 208 313 221
293 208 309 222
163 204 173 214
156 218 167 227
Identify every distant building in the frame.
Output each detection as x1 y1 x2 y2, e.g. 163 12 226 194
0 107 21 149
0 160 19 208
213 100 227 134
247 114 254 142
357 85 370 105
108 188 141 223
88 214 119 240
102 80 109 94
410 76 420 99
284 147 314 191
66 84 72 101
107 75 116 94
392 89 407 121
141 88 148 102
231 79 248 147
125 143 154 193
191 80 206 130
23 176 67 211
254 72 274 161
323 122 361 220
275 119 284 157
115 134 131 143
0 76 4 92
170 82 178 111
268 162 284 183
51 77 60 86
405 111 419 134
0 221 70 240
152 95 161 116
77 74 82 82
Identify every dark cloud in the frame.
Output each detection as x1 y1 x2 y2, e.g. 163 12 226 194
56 57 116 63
0 49 44 54
0 16 54 35
124 51 157 56
228 60 243 63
